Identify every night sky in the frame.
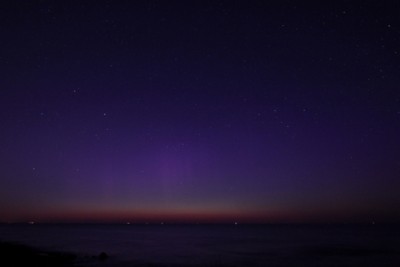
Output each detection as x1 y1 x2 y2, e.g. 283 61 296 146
1 1 399 224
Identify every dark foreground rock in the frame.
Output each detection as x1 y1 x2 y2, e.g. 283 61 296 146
99 251 109 261
0 241 77 267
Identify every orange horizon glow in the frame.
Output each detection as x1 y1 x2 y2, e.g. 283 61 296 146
1 206 387 224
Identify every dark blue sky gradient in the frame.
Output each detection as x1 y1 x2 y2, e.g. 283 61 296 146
1 1 400 223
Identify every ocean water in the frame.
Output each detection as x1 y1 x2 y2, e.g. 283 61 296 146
0 224 399 266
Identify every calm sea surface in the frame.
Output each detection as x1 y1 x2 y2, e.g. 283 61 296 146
0 224 399 266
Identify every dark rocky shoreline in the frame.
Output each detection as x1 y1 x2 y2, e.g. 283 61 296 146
0 241 77 266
